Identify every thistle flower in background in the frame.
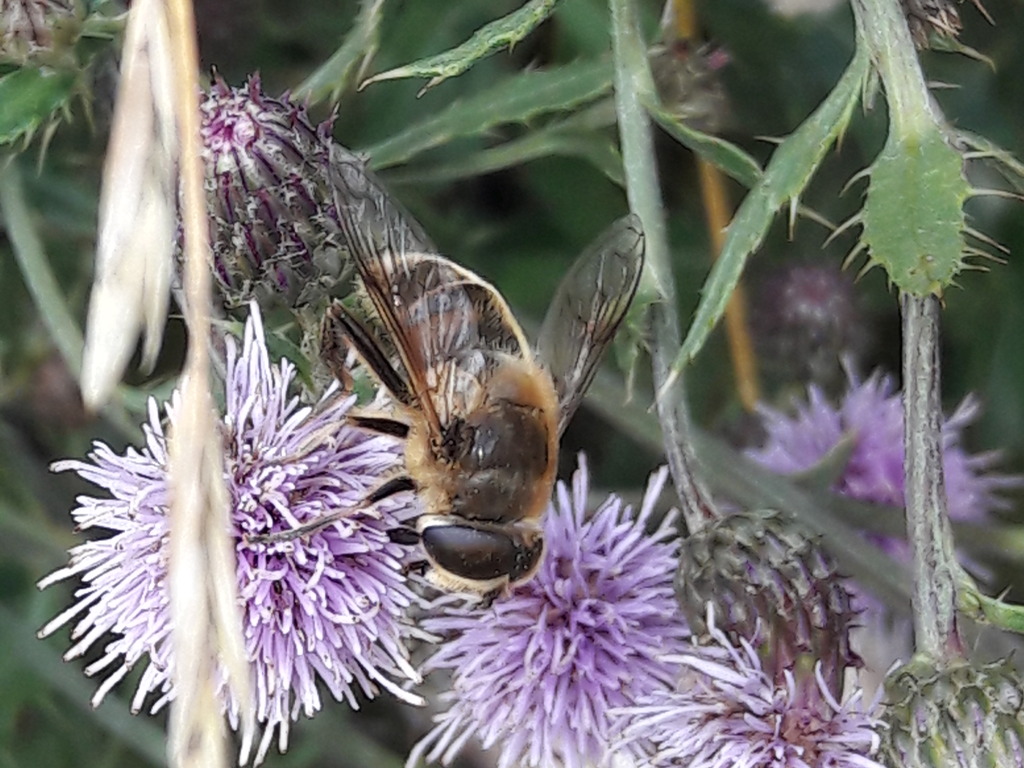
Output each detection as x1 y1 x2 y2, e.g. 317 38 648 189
408 460 690 768
617 609 886 768
38 304 423 765
745 368 1018 687
750 263 866 391
746 367 1016 558
648 41 731 135
191 75 350 310
899 0 991 48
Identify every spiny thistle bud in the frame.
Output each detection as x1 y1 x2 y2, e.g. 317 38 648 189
0 0 81 65
901 0 964 47
187 75 351 311
675 509 859 697
648 41 730 134
882 656 1024 767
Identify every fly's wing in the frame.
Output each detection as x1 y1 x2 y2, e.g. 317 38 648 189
535 214 645 436
330 145 435 265
330 148 529 431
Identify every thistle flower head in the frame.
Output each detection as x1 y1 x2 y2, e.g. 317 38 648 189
882 656 1024 767
190 75 350 310
0 0 80 64
39 304 422 764
747 367 1017 556
409 459 690 768
675 509 860 699
617 608 886 768
901 0 963 47
746 368 1019 683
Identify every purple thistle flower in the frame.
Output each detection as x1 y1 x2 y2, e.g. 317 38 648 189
751 263 866 389
408 459 690 768
38 304 423 764
746 367 1016 553
745 368 1019 686
617 609 885 768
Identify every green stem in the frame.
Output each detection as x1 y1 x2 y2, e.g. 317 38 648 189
851 0 935 139
609 0 719 530
649 304 721 531
901 292 963 660
608 0 667 304
0 160 152 439
0 160 84 376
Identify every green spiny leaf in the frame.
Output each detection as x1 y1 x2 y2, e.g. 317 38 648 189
294 0 385 105
363 58 612 169
387 130 624 187
361 0 562 93
665 41 870 383
0 68 76 146
384 101 623 185
957 129 1024 195
958 569 1024 635
860 128 969 296
645 97 762 188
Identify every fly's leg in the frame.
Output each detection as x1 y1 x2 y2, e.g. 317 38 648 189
247 475 416 544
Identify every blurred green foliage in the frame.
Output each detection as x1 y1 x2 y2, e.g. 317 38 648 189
4 0 1024 765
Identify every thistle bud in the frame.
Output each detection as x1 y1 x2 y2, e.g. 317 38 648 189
901 0 962 47
882 657 1024 767
0 0 81 65
188 75 351 311
676 508 860 696
648 41 731 134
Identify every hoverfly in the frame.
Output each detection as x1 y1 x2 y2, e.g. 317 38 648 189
260 149 644 599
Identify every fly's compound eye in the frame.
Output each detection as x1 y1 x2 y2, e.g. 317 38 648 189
420 523 543 584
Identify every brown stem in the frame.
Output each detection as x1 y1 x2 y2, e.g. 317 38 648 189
901 291 964 660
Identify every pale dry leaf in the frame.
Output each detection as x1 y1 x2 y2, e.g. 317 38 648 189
162 0 253 760
168 376 231 768
81 0 175 409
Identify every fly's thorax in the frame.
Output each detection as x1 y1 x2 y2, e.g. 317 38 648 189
446 360 557 524
403 357 558 526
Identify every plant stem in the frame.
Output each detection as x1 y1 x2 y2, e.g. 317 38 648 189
851 0 935 139
609 0 669 302
610 0 719 531
0 161 84 376
901 292 963 660
648 304 721 532
166 0 251 762
0 161 149 439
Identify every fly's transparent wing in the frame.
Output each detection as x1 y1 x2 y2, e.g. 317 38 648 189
329 148 530 432
535 214 645 436
330 145 435 258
